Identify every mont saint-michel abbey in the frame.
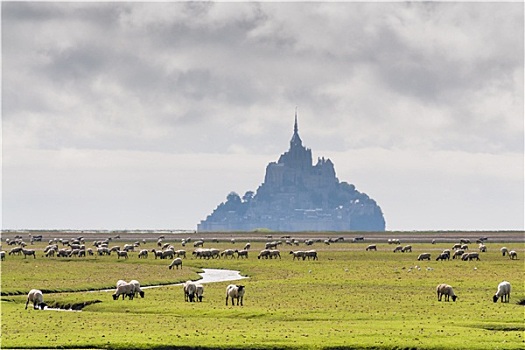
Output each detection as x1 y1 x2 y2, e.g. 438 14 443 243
198 114 386 232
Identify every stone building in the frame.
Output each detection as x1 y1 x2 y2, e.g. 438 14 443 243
197 113 386 232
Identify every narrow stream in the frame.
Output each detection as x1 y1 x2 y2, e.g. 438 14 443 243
44 268 247 311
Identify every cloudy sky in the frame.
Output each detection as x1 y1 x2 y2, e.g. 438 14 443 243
2 2 523 231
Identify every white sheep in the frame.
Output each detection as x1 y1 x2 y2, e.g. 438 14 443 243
269 250 281 259
195 283 204 302
417 253 431 261
235 249 249 259
258 249 271 259
138 249 148 259
401 245 412 253
25 289 46 310
500 247 509 256
225 284 245 306
168 258 183 270
112 281 135 300
243 243 251 250
508 250 518 260
116 250 128 259
365 245 377 251
290 250 306 260
493 281 511 303
0 251 5 261
129 279 145 298
436 284 457 302
183 281 197 302
304 250 318 260
220 249 236 259
393 245 403 253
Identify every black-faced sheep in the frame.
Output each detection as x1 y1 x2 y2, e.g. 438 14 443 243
500 247 508 256
452 250 465 259
138 249 148 259
269 250 281 259
493 281 511 303
393 245 403 253
0 251 5 261
509 250 518 260
436 252 450 261
195 283 204 302
220 249 236 259
168 258 183 270
258 249 271 259
365 245 377 251
112 281 135 300
225 284 245 306
22 249 36 259
116 250 128 259
25 289 46 310
417 253 431 261
129 279 145 298
243 243 251 250
183 281 197 302
436 283 457 302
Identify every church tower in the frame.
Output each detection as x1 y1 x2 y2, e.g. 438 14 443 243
278 110 312 170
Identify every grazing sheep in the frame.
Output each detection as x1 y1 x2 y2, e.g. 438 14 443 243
500 247 509 256
168 258 183 270
365 245 377 251
195 283 204 302
452 250 465 260
243 243 251 250
151 249 163 259
129 279 145 298
417 253 431 261
161 249 175 260
290 250 306 260
8 247 22 255
174 249 186 258
220 249 236 259
138 249 148 259
258 249 271 259
0 251 5 261
265 241 281 250
235 249 249 259
436 252 450 261
225 284 245 306
461 252 480 261
22 249 36 259
460 238 470 244
493 281 511 303
509 250 518 260
478 244 487 252
183 281 197 302
193 240 204 248
269 250 281 259
116 250 128 259
25 289 46 310
436 284 457 302
393 245 403 253
112 281 134 300
401 245 412 253
452 243 462 250
460 244 469 251
304 250 318 261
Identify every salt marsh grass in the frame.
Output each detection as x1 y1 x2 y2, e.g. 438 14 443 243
1 232 524 349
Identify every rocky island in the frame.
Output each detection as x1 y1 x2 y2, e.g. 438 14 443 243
198 114 386 232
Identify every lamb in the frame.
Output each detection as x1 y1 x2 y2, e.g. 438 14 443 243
129 279 145 298
508 250 518 260
195 283 204 302
25 289 46 310
225 284 245 306
183 281 197 302
365 245 377 251
493 281 511 303
417 253 431 261
112 281 135 300
168 258 183 270
436 284 457 302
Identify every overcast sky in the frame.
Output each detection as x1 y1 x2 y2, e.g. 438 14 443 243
2 2 523 231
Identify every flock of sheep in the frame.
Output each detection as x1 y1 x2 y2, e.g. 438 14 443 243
5 233 519 312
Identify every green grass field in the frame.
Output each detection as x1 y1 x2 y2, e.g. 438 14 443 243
1 232 524 349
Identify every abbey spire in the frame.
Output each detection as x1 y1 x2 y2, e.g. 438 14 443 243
290 108 303 148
